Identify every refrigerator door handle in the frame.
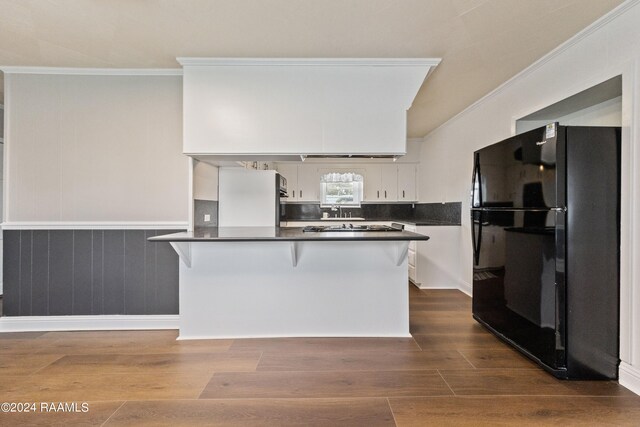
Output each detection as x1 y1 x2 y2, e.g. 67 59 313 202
471 210 483 266
471 153 482 208
476 207 560 212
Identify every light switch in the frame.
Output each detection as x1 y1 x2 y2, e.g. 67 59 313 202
204 214 211 222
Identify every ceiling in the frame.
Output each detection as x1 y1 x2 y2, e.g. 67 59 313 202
0 0 624 138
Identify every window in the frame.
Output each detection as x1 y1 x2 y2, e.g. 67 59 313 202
320 172 364 207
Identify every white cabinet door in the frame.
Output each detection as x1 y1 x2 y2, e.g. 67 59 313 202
397 164 417 201
403 223 417 284
364 165 381 201
380 165 398 201
276 164 298 201
297 164 320 201
365 164 398 201
415 226 462 289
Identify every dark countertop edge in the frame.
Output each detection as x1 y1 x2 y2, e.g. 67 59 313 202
412 222 461 226
149 229 430 242
283 219 460 226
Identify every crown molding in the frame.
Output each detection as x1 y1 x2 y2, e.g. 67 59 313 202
177 57 441 67
424 0 640 139
0 67 183 76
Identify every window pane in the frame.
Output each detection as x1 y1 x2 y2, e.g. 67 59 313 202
320 174 363 207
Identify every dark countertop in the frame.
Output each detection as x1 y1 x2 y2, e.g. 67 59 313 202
149 226 430 242
284 219 460 226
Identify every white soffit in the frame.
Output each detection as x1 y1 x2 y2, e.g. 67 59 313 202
180 57 439 155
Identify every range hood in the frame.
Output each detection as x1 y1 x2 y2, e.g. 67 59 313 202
178 58 440 159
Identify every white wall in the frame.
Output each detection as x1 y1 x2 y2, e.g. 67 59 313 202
193 160 219 201
417 1 640 393
3 73 187 223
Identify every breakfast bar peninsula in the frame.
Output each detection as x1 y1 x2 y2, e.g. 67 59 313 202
151 226 429 339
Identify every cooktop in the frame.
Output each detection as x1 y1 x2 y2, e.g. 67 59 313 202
302 224 400 232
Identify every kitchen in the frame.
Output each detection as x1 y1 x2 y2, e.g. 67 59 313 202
1 1 640 425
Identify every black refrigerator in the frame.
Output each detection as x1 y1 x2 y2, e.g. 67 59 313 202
471 123 620 379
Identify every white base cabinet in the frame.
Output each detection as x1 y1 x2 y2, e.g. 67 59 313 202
414 226 462 289
404 224 418 284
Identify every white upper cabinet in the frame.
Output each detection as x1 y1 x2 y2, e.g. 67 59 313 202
277 164 320 201
179 58 439 156
380 165 398 201
364 164 381 201
397 164 417 201
278 161 416 204
364 164 398 201
276 163 299 201
297 164 320 202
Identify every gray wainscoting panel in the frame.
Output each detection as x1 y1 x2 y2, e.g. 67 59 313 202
3 231 20 316
124 230 146 315
2 229 181 316
155 236 180 314
32 231 50 316
49 230 73 316
103 230 125 315
92 230 104 314
19 230 33 316
73 230 93 315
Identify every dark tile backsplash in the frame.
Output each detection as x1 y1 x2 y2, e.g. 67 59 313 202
194 199 218 227
282 202 461 225
2 229 181 317
414 202 462 224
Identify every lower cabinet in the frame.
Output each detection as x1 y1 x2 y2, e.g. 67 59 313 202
404 224 418 284
414 225 463 290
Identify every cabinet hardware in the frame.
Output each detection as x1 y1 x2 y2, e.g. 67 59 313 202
377 190 380 198
385 190 387 198
403 190 405 198
300 190 303 198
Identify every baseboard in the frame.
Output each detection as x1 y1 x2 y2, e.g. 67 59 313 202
417 282 472 297
458 280 472 297
417 285 458 290
177 332 414 340
619 362 640 396
0 315 180 332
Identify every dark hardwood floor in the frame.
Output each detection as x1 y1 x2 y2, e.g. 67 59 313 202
0 285 638 426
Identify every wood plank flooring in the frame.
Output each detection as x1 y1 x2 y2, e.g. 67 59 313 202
0 285 638 426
